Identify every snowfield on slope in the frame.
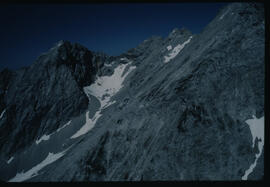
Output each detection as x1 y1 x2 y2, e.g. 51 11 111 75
164 36 192 63
242 115 264 180
9 147 71 182
85 61 136 108
70 61 136 139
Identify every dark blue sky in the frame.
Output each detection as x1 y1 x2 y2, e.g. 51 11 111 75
0 3 228 70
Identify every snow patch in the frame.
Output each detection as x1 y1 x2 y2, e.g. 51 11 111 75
167 45 172 51
70 61 136 139
35 134 51 145
0 109 6 119
120 57 132 63
7 156 14 164
242 115 264 180
84 61 136 109
9 147 70 182
246 115 264 148
104 63 112 67
164 36 192 63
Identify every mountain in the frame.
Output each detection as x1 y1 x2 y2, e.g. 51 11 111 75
0 2 264 181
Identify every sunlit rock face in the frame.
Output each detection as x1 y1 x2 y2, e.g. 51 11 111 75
0 2 264 181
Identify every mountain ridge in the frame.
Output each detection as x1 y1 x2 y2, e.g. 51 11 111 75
0 2 264 181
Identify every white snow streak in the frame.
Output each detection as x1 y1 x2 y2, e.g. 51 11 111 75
71 61 136 139
9 147 70 182
0 109 6 119
120 57 130 62
219 9 230 20
7 156 14 164
242 115 264 180
56 120 72 133
104 63 112 67
167 45 172 51
35 134 51 145
219 13 226 20
164 36 192 63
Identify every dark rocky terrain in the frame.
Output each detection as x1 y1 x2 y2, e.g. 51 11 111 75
0 2 264 181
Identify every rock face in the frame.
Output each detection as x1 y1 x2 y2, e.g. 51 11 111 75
0 41 98 155
0 3 264 181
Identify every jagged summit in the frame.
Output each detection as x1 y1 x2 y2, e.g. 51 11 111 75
35 40 93 69
49 40 89 54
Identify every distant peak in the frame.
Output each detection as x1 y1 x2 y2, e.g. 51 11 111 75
168 27 192 38
53 40 71 48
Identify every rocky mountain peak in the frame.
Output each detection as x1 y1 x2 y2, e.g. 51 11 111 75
0 2 264 182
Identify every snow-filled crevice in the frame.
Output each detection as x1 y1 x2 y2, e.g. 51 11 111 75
164 36 192 63
70 61 136 139
242 115 264 180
